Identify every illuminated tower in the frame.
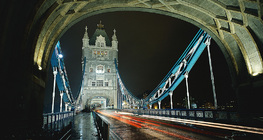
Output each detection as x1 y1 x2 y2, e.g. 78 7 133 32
81 21 118 109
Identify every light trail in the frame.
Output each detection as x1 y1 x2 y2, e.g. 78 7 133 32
97 110 142 128
97 110 194 140
141 115 263 135
119 115 160 127
117 113 226 137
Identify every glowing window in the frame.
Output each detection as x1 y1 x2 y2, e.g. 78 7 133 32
96 65 104 73
90 68 93 72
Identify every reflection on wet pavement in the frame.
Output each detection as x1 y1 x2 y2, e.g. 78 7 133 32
71 112 99 140
71 110 262 140
97 110 229 140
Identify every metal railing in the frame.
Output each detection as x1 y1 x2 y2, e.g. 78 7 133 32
122 109 239 123
42 111 74 131
92 111 110 140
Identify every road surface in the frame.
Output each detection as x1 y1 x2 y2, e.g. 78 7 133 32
96 109 263 140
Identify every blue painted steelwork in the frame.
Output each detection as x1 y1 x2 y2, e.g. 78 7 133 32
51 41 74 105
75 57 86 108
115 29 211 107
145 29 211 105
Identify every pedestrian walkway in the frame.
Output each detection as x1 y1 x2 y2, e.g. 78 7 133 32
71 112 99 140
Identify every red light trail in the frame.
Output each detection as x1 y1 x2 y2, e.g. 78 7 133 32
97 110 199 140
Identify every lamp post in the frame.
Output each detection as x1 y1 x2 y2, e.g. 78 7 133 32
60 91 63 112
169 91 173 109
185 71 191 109
158 101 161 109
51 67 57 113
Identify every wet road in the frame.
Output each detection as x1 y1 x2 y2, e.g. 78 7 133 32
96 110 263 140
71 112 99 140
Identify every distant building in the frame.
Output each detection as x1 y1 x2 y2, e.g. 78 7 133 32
81 21 118 109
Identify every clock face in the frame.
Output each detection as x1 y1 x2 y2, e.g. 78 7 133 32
94 50 108 56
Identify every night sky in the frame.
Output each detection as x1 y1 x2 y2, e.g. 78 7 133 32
44 11 235 112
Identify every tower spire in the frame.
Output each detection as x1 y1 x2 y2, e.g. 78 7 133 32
83 26 89 39
82 26 89 48
112 29 117 41
97 20 104 29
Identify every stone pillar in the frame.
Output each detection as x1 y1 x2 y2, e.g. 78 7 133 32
236 81 263 120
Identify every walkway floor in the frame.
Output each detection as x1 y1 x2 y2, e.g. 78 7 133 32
71 112 99 140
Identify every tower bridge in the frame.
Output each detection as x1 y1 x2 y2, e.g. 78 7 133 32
1 0 263 139
80 22 119 110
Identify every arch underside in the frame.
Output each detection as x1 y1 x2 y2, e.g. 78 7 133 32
34 0 263 86
82 93 113 107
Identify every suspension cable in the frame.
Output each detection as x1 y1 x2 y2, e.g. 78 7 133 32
206 38 218 109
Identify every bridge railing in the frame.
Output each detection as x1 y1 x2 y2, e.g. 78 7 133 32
92 111 110 140
122 109 239 123
42 111 74 132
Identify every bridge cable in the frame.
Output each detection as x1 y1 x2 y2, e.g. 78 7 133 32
206 38 218 109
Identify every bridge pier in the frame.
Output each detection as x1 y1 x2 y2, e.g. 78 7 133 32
235 80 263 122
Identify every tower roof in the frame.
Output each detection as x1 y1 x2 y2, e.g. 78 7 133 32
89 21 111 46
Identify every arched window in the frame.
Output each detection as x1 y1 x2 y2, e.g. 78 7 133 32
96 65 104 73
97 42 100 47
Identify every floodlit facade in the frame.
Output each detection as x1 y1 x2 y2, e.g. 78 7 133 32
81 22 118 109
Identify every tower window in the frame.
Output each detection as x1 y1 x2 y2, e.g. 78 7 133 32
92 82 96 86
105 82 109 87
90 68 93 72
101 42 104 47
96 65 104 73
93 50 107 57
107 68 111 73
97 80 103 86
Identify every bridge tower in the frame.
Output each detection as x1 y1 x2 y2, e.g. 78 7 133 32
81 21 118 109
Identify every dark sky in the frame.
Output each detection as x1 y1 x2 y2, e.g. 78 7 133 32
44 11 235 112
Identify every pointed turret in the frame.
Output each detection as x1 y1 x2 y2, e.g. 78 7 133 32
112 29 117 41
89 21 112 46
82 26 89 48
112 29 118 48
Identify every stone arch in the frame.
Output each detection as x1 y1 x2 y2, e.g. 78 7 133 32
33 0 263 87
1 0 263 135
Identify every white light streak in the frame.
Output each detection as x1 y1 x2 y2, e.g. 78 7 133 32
141 115 263 135
116 111 134 115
